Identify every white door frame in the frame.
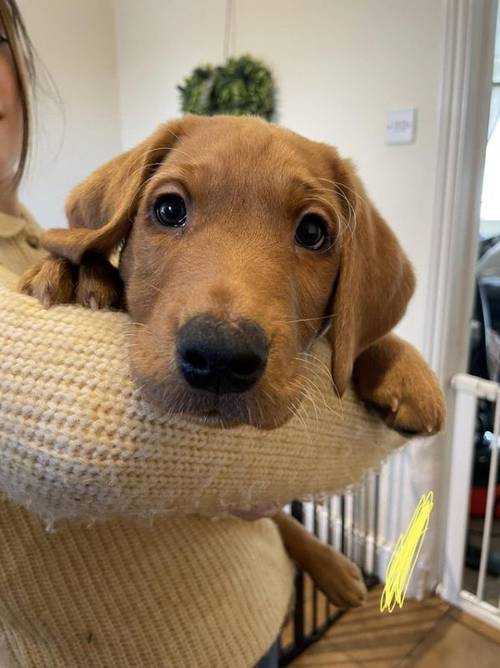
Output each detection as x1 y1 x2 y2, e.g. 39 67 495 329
425 0 498 601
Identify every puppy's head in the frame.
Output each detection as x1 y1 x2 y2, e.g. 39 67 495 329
44 115 415 429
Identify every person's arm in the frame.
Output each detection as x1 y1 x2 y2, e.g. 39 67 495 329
0 273 406 524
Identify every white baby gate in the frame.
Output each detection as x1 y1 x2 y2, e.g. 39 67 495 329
440 373 500 629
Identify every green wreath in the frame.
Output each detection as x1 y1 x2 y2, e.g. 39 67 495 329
178 55 275 120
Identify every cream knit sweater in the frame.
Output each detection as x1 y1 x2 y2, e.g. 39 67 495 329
0 262 403 667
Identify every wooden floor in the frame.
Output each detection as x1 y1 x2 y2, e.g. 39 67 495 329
289 585 500 667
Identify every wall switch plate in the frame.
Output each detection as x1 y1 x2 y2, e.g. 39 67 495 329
386 108 417 145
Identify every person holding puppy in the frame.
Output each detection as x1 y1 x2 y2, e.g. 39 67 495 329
0 2 445 666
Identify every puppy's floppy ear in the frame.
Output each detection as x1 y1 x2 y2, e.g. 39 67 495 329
326 153 416 396
41 117 196 264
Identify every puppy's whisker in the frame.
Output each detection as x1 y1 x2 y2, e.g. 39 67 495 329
300 382 320 425
246 402 253 427
315 181 359 238
313 182 358 238
294 359 332 393
297 352 335 384
293 358 344 419
293 392 313 441
262 389 279 407
255 397 265 426
287 396 306 431
141 281 169 299
316 177 367 206
275 315 332 325
129 321 154 333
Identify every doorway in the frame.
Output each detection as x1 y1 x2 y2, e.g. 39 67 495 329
461 2 500 611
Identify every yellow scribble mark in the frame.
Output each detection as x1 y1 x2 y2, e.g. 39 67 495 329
380 491 434 613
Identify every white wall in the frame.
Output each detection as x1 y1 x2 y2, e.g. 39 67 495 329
113 0 227 148
18 0 122 229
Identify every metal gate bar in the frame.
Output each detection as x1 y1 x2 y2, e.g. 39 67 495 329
476 393 500 601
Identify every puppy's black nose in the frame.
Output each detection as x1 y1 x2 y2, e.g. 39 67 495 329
177 314 268 394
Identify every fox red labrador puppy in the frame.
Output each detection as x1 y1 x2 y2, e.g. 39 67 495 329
20 115 445 608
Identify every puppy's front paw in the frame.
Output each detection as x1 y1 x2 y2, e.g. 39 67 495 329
76 254 123 310
353 336 446 436
306 544 367 608
19 255 76 307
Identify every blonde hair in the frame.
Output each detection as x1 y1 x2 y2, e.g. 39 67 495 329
0 0 36 186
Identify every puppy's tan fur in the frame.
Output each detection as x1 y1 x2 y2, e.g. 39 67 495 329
20 115 445 608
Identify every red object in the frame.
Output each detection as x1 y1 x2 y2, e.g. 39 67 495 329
470 485 500 518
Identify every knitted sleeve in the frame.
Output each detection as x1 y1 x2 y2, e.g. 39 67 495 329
0 267 404 524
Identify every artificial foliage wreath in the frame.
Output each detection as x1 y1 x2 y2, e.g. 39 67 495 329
178 55 275 120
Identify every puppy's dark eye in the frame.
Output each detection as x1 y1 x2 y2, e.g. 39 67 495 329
153 194 187 227
295 214 328 250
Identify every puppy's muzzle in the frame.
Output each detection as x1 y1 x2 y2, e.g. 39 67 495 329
176 314 268 394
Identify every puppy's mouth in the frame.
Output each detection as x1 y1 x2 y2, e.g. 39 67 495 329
134 372 297 430
183 405 244 428
187 415 243 428
173 396 262 429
